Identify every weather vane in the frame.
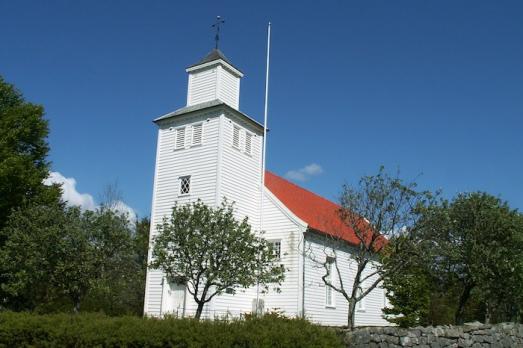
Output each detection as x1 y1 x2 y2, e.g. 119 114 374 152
212 16 225 49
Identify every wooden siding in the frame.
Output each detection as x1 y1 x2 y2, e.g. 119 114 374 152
217 65 240 109
187 68 218 106
303 233 390 326
144 110 221 317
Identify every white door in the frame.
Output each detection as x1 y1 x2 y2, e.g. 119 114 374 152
162 282 186 317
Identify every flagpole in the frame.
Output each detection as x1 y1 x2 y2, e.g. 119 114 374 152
261 21 271 225
256 21 271 316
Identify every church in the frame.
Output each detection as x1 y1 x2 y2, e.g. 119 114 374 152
143 45 389 327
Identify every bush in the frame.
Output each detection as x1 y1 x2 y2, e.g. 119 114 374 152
0 312 343 347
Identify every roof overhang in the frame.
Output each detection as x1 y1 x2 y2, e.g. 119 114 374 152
186 59 243 78
153 99 264 132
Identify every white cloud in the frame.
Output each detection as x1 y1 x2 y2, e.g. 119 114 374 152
285 163 324 182
111 200 138 223
44 171 96 211
44 171 137 223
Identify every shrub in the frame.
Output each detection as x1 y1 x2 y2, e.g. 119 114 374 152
0 311 343 347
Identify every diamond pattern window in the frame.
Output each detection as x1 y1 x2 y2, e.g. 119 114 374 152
179 176 191 195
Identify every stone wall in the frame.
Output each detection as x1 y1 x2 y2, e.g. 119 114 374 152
341 322 523 347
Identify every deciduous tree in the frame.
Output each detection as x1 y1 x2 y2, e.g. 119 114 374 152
150 200 284 320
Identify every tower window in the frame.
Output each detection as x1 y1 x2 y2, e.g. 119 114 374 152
179 176 191 195
175 127 186 150
245 132 252 155
191 123 203 146
232 125 240 149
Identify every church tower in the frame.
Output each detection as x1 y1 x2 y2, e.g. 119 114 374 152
144 48 264 317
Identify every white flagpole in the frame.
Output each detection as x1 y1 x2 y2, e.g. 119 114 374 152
256 21 271 316
260 21 271 229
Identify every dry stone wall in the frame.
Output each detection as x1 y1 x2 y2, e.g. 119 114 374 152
341 322 523 347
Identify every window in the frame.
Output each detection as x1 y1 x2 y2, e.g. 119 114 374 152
269 240 281 260
325 258 335 307
356 287 366 311
191 123 203 146
179 176 191 195
232 125 240 149
245 132 252 155
175 127 186 150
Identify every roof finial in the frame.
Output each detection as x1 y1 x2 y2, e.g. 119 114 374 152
212 16 225 49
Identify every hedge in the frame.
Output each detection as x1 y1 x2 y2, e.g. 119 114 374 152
0 312 343 347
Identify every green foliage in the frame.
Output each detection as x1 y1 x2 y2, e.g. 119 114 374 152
383 254 431 327
0 311 343 347
0 76 60 232
0 203 140 314
151 200 285 319
384 192 523 326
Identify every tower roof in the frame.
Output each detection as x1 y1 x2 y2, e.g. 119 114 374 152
187 48 242 73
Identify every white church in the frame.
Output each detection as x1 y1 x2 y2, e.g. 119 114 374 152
144 46 389 327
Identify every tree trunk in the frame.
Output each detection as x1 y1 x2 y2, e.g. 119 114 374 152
347 298 357 330
455 283 474 325
73 296 81 314
484 301 491 324
195 301 205 320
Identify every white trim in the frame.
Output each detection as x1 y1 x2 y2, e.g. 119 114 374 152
263 187 308 229
186 59 244 78
215 114 225 206
143 127 163 316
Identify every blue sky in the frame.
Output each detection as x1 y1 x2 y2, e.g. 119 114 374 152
1 1 522 217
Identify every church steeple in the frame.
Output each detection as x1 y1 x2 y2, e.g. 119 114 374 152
185 48 243 110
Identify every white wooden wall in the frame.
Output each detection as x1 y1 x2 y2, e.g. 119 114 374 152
144 110 221 316
302 234 390 327
187 65 240 109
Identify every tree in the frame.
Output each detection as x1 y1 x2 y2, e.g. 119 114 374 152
0 76 60 232
0 203 136 313
150 200 284 320
307 167 432 330
414 192 523 324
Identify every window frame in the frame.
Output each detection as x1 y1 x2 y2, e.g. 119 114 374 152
191 123 203 147
244 131 253 156
179 175 191 196
268 239 282 261
356 287 366 312
174 126 186 150
232 124 241 150
325 257 336 308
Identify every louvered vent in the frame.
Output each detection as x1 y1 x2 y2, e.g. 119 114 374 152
232 125 240 149
245 133 252 155
192 123 203 146
175 127 186 150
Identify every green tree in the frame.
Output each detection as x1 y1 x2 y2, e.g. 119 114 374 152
307 167 433 330
0 203 136 313
0 76 60 232
385 192 523 325
150 200 284 320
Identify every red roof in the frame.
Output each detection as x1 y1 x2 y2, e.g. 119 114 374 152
264 171 363 246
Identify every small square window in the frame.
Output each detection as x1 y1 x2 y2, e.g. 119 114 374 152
179 176 191 195
269 240 281 260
